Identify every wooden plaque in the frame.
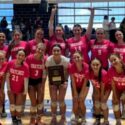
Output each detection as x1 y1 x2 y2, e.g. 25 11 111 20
48 65 64 86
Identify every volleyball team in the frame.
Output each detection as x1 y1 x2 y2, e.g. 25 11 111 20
0 7 125 125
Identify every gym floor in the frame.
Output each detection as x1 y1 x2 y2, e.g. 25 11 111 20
1 79 125 125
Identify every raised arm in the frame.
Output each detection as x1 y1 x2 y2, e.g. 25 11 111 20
85 8 95 40
48 7 57 37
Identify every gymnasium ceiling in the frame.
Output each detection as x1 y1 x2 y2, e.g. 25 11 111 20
13 0 125 4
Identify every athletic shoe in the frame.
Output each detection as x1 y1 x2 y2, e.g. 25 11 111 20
1 112 7 118
70 115 79 125
17 119 23 125
116 120 121 125
93 119 100 125
81 119 86 125
101 121 109 125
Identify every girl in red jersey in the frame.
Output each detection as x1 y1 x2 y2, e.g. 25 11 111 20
88 58 110 125
48 7 67 56
66 8 94 63
113 30 125 63
0 32 8 57
69 51 89 125
113 30 125 119
108 53 125 125
27 28 49 55
89 28 114 70
6 49 29 125
6 30 28 60
0 32 8 118
0 52 8 124
46 44 69 125
26 43 47 125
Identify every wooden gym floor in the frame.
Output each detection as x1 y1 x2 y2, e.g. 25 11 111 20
1 79 125 125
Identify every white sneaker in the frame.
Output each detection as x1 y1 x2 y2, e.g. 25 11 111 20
101 121 109 125
93 119 100 125
70 114 79 125
81 118 86 125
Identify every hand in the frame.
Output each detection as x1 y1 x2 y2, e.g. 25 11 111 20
52 6 57 14
88 7 94 14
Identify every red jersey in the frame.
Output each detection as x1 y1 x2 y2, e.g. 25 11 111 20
113 44 125 62
10 41 28 59
67 35 89 63
28 39 49 55
89 39 114 69
48 35 67 55
0 45 8 57
69 62 88 89
107 67 125 91
87 69 108 89
0 62 7 87
7 60 29 94
26 54 46 79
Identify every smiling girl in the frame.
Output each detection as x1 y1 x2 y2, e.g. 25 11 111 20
26 43 47 125
88 58 110 125
108 53 125 125
69 51 89 125
6 50 29 125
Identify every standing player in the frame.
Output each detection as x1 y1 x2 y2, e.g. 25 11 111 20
27 28 49 55
108 53 125 125
26 43 47 125
0 52 8 124
67 8 94 63
89 28 114 70
46 44 69 125
113 30 125 62
69 51 89 125
0 32 8 118
48 7 67 56
113 30 125 118
6 50 29 125
88 58 110 125
6 30 28 60
0 32 8 57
